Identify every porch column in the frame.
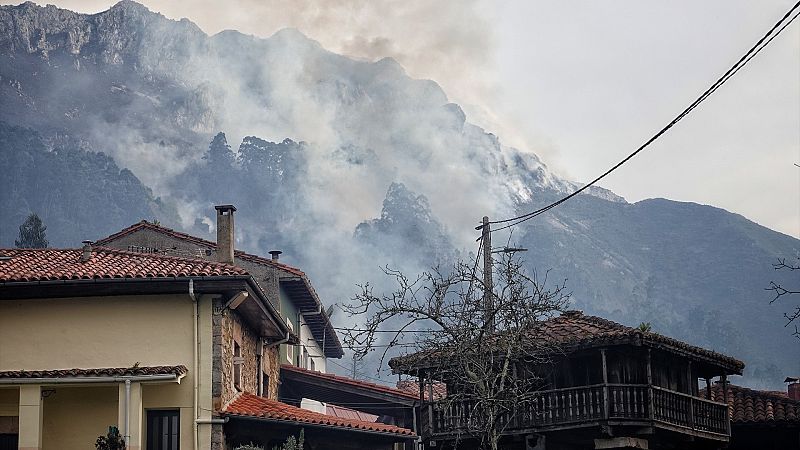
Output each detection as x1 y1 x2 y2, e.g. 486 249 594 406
18 385 43 450
118 381 143 450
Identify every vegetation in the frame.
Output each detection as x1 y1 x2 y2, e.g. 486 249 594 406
15 213 48 248
95 427 125 450
768 257 800 339
341 253 569 450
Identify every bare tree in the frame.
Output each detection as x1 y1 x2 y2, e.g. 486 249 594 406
768 257 800 339
341 252 569 450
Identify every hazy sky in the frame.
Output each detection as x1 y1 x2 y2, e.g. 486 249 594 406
5 0 799 236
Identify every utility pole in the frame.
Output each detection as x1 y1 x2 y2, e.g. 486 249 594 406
482 216 493 331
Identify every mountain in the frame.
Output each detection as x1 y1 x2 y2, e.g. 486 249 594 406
0 1 797 387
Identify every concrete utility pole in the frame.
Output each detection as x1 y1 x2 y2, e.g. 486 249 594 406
482 216 494 331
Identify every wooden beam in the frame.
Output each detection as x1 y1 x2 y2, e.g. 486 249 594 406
601 348 609 420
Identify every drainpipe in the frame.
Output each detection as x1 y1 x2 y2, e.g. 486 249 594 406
265 332 292 349
125 379 131 447
257 339 264 396
189 279 199 450
195 418 229 424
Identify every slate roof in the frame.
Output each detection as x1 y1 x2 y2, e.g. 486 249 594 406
0 365 188 378
706 383 800 424
223 393 415 437
281 364 419 401
390 310 744 373
94 221 304 276
0 247 247 282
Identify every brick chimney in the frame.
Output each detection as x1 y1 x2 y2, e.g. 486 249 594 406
214 205 236 264
787 377 800 400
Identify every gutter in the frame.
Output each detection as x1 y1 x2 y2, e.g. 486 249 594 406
0 374 182 385
225 414 417 440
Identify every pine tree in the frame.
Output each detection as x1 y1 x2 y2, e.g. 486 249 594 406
15 213 48 248
204 132 236 167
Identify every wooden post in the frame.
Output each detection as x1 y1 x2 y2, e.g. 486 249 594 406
482 216 493 332
428 377 435 433
721 373 730 435
418 373 426 435
601 348 609 420
646 349 654 421
687 361 695 430
705 378 711 399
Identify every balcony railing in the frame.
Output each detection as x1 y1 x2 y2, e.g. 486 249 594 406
420 383 729 438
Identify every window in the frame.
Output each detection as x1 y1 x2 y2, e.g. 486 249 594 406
302 346 309 369
233 341 242 390
146 410 179 450
285 318 294 364
310 358 315 371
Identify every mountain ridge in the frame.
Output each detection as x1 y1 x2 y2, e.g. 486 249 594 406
0 1 797 388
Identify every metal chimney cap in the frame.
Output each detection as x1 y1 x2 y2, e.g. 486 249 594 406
214 205 237 212
269 250 283 260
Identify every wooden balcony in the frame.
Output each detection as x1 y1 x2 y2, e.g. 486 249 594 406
420 383 729 440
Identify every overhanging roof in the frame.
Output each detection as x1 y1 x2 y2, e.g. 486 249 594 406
280 277 343 358
279 365 417 419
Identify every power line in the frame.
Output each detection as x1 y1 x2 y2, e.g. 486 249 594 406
483 1 800 235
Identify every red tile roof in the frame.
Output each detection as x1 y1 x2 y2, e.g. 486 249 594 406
396 380 447 400
94 221 305 276
326 404 379 423
706 383 800 424
223 393 415 437
0 247 247 282
0 365 188 378
281 364 419 401
390 311 744 373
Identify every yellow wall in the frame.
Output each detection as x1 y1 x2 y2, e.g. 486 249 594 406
0 295 193 370
0 294 215 450
41 386 117 450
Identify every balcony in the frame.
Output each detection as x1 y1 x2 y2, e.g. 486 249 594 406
420 383 729 440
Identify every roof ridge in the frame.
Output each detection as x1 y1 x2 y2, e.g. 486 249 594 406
723 383 800 404
94 221 306 276
92 246 244 269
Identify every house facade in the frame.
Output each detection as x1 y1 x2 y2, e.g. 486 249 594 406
390 311 745 450
0 245 289 450
0 207 414 450
94 206 344 377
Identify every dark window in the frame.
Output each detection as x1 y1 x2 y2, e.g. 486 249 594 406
262 371 270 397
147 410 179 450
0 434 18 450
233 341 242 390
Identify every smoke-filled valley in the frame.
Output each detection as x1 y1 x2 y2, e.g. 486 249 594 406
1 1 798 388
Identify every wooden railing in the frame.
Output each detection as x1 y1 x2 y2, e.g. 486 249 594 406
420 383 728 438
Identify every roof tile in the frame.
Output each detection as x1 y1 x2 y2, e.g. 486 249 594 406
0 365 188 378
705 383 800 424
223 393 415 437
0 247 247 282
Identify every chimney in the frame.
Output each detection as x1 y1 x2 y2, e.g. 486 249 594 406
269 250 282 261
786 377 800 400
81 240 93 262
214 205 236 264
